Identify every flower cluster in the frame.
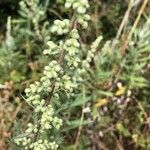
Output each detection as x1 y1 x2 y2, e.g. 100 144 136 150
25 61 63 94
61 75 77 94
25 123 38 134
30 140 58 150
101 40 112 53
14 0 102 149
51 19 70 35
15 62 63 149
14 138 58 150
64 29 81 68
83 36 103 68
65 0 90 28
40 105 62 131
43 61 62 79
43 41 60 55
14 97 62 149
14 137 31 149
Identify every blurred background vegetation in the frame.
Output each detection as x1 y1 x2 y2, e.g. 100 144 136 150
0 0 150 149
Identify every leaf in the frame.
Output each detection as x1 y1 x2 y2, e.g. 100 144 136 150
132 134 139 143
134 63 146 71
64 119 92 131
95 98 108 107
70 94 91 107
92 107 99 120
138 56 150 62
130 76 148 88
116 123 130 137
138 45 150 53
10 70 24 82
63 145 75 150
98 90 113 97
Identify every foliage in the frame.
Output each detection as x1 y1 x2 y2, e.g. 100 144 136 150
0 0 150 150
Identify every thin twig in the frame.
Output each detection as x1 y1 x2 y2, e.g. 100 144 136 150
134 99 150 128
121 0 149 54
111 0 134 52
48 8 63 20
74 86 85 150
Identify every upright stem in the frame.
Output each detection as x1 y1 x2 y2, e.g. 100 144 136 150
121 0 149 54
33 14 77 142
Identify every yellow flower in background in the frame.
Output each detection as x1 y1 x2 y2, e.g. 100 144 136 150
115 86 126 96
95 98 108 107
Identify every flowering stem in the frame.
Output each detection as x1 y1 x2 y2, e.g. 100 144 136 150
33 15 77 142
